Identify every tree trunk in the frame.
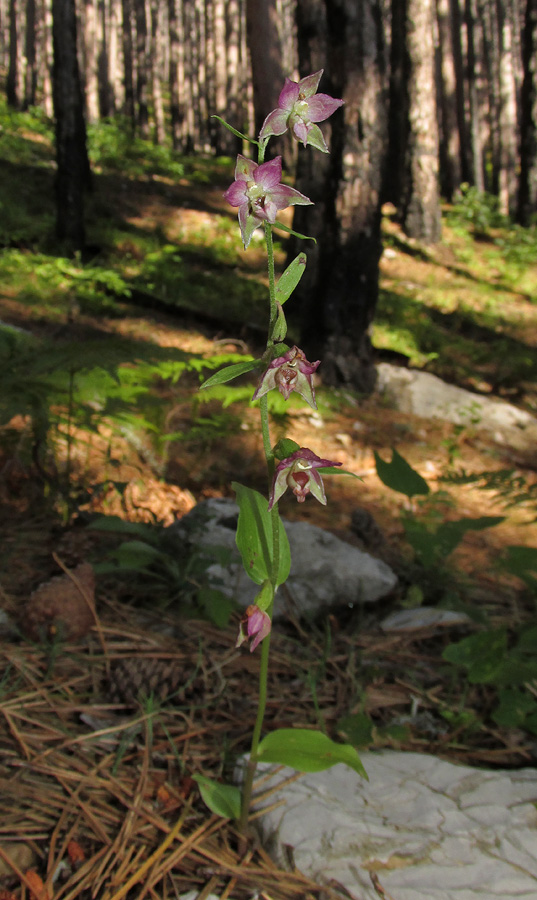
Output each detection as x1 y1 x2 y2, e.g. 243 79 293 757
51 0 91 254
517 0 537 224
168 0 184 149
23 0 37 107
401 0 442 241
38 0 54 116
450 0 472 183
383 0 410 205
82 0 100 122
246 0 284 136
150 0 166 144
497 0 519 215
465 0 485 191
134 0 149 137
7 0 24 108
436 0 462 197
121 0 135 120
293 0 387 393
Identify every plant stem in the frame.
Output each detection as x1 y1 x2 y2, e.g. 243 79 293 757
239 203 283 841
238 626 271 838
264 222 278 343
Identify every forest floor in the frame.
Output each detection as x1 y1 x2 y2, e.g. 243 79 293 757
1 114 537 898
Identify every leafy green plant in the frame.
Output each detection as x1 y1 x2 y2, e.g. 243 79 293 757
442 624 537 735
89 514 236 627
374 449 504 611
447 184 507 235
0 323 204 512
87 117 185 179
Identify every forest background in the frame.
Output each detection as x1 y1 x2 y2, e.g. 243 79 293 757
3 0 537 389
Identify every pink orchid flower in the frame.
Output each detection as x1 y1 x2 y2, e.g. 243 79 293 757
236 604 272 652
252 345 320 408
259 69 344 153
223 155 312 249
268 448 342 509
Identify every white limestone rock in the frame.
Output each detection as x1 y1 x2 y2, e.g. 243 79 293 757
376 363 537 454
244 751 537 900
173 498 397 617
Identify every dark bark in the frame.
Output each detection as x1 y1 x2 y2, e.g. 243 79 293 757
23 0 37 108
7 0 21 107
51 0 91 254
517 0 537 224
292 0 387 393
465 0 485 191
121 0 135 121
246 0 283 136
436 0 462 197
133 0 149 137
383 0 410 204
450 0 472 183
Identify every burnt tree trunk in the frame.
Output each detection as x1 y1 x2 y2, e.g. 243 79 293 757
51 0 91 254
292 0 387 393
517 0 537 224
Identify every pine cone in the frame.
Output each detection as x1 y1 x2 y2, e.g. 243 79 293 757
22 563 95 642
107 657 192 707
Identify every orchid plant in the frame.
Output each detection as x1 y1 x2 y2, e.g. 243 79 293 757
193 71 366 838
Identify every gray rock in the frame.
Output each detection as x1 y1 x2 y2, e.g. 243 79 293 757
172 498 397 618
376 363 537 453
244 751 537 900
381 606 473 631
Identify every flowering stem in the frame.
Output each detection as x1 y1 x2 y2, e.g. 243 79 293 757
265 223 278 345
239 186 282 841
238 626 271 839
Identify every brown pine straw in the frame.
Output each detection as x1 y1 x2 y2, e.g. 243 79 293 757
0 594 530 899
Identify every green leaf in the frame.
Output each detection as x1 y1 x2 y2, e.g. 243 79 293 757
432 517 504 558
272 303 287 342
317 467 362 479
193 775 241 820
273 438 300 460
256 728 367 778
197 587 236 628
210 115 258 145
442 629 512 684
232 483 291 586
374 449 430 498
336 713 374 749
87 515 156 538
516 624 537 653
492 689 537 728
275 253 307 305
199 359 259 390
272 220 317 243
254 579 274 613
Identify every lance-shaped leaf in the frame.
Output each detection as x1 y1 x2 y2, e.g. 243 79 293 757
374 449 429 498
256 728 367 778
200 359 259 390
275 253 307 305
273 220 316 242
232 482 291 586
318 466 362 479
193 775 241 820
